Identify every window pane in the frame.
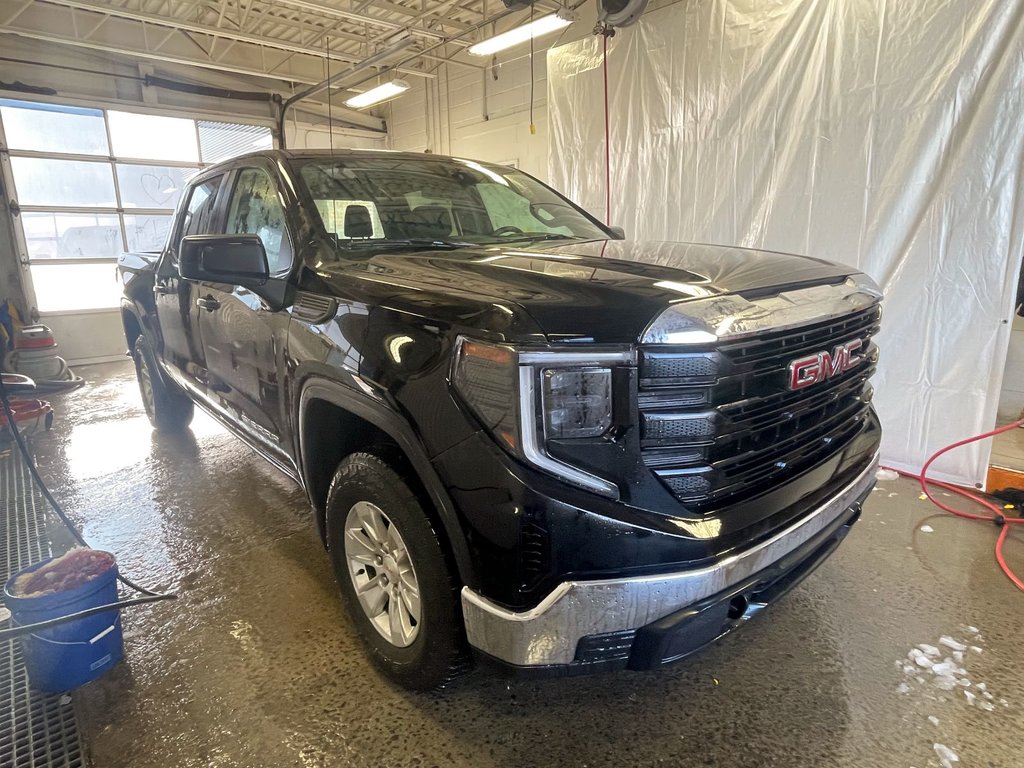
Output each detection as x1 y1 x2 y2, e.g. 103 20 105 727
226 168 292 273
107 111 199 162
30 262 122 311
198 121 272 163
181 176 225 238
22 212 121 260
116 164 198 210
0 99 109 155
124 214 172 252
10 157 117 207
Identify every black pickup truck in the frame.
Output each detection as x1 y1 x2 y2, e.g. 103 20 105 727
119 149 881 690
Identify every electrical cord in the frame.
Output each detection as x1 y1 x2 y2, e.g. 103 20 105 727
529 2 535 134
602 33 612 224
882 416 1024 592
0 374 175 642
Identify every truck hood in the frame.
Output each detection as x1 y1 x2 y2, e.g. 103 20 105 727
321 239 858 344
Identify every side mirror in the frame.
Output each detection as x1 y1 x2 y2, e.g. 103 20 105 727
179 235 269 286
608 225 626 240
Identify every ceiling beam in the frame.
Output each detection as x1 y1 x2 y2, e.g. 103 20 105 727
2 0 32 25
362 0 473 32
4 1 438 81
35 0 436 75
0 26 329 85
270 0 469 43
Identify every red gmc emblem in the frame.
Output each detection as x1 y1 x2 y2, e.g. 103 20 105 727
788 339 865 390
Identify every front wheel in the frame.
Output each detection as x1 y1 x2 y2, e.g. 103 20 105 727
326 452 468 690
132 336 194 432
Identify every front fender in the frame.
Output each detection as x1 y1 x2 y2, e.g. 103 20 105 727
296 375 477 590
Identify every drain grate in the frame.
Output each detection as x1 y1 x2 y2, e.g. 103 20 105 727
0 444 86 768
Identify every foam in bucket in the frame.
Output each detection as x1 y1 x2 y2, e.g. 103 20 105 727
4 548 124 692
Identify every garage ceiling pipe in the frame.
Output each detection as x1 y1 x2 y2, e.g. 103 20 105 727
277 4 553 147
279 36 413 146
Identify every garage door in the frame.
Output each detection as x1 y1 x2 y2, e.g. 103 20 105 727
0 99 272 363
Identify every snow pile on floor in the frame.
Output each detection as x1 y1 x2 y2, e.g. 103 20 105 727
933 742 959 767
896 626 1011 767
897 627 1006 711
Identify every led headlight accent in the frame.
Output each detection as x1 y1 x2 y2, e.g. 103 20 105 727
452 338 633 497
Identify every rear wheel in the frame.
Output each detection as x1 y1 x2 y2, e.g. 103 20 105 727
132 336 194 432
326 452 468 690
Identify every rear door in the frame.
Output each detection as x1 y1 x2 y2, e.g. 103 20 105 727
196 161 295 468
153 173 226 395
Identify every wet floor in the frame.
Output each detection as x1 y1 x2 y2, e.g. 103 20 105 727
23 361 1024 767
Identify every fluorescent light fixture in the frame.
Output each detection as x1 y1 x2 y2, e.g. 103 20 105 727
344 79 410 109
468 12 573 56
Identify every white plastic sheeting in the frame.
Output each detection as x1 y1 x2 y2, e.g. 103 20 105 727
547 0 1024 486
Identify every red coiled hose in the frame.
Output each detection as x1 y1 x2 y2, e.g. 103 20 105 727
883 417 1024 591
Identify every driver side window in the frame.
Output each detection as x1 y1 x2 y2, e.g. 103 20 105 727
169 175 223 267
226 167 293 274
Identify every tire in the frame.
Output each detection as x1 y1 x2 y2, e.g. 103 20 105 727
325 452 469 690
132 335 194 432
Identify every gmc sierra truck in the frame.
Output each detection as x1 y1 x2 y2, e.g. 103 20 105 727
119 149 882 690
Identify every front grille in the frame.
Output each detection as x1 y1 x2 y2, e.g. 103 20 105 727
639 304 880 510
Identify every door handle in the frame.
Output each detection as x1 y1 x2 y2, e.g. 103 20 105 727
154 284 171 295
196 296 221 312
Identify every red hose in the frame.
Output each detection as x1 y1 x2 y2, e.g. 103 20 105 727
882 416 1024 591
996 524 1024 591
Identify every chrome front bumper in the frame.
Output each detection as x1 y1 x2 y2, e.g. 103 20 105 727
461 454 878 667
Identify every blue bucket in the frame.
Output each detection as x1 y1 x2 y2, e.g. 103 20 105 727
3 551 124 692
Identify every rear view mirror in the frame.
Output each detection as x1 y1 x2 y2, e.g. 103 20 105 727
179 235 269 286
608 226 626 240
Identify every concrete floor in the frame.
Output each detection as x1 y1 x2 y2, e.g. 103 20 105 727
28 361 1024 768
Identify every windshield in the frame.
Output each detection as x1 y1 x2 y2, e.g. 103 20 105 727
296 155 610 247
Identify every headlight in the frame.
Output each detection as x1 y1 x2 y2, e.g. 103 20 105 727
452 338 633 498
541 368 613 439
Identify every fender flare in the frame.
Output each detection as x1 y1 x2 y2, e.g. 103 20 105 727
297 377 477 589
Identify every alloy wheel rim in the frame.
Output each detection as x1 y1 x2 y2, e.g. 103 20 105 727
343 501 421 647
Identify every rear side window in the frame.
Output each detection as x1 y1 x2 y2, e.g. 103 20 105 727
225 167 293 274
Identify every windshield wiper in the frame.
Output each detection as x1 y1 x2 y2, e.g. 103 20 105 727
343 238 475 251
498 233 581 243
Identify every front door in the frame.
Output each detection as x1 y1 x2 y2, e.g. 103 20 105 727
197 164 294 467
153 173 226 396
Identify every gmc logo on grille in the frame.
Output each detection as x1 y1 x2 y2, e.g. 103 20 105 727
788 339 865 390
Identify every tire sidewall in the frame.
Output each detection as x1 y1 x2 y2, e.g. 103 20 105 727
133 335 193 431
133 336 160 424
326 453 462 689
